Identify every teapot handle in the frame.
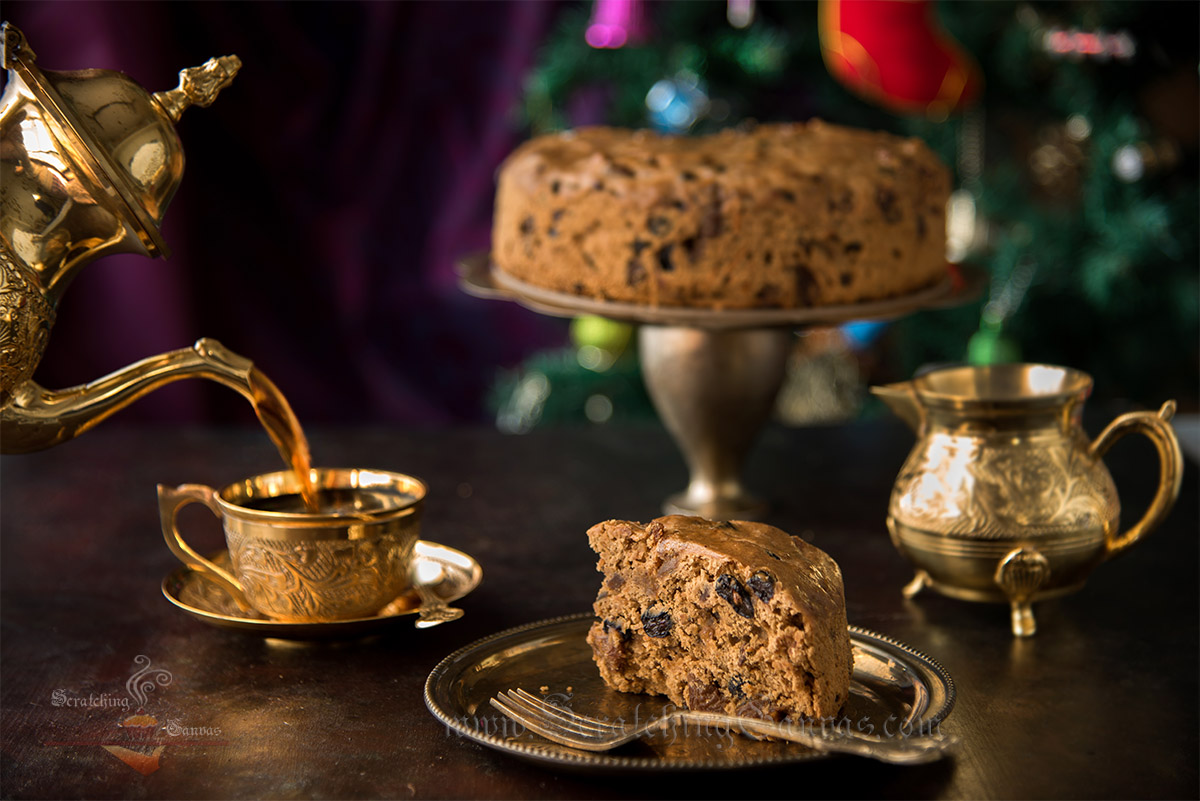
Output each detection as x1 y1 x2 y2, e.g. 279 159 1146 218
1088 401 1184 559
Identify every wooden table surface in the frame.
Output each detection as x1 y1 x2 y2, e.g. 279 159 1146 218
1 419 1196 799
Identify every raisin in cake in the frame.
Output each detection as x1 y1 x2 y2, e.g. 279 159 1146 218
492 120 949 309
587 515 853 721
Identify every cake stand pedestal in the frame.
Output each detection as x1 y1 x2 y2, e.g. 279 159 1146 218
459 254 981 520
639 325 789 519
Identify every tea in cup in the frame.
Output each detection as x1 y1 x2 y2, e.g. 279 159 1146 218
158 467 425 621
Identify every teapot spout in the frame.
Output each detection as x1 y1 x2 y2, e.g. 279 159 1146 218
870 381 924 433
1 339 254 453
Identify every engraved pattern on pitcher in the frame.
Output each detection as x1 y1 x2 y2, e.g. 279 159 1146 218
891 433 1119 539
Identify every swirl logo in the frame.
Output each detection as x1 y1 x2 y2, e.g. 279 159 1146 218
125 655 173 708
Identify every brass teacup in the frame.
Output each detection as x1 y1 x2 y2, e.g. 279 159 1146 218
158 468 425 621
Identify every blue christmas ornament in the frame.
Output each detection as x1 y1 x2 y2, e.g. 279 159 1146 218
645 71 710 133
841 320 888 349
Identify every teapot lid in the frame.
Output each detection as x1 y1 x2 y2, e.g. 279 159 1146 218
1 22 239 259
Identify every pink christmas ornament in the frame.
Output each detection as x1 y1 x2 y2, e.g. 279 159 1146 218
586 0 647 49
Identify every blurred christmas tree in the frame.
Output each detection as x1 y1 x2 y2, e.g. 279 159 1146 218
500 0 1197 418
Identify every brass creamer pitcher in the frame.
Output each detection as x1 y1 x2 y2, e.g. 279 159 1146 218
873 364 1183 637
0 23 248 452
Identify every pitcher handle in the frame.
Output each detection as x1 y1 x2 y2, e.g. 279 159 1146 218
1088 401 1184 559
157 483 249 605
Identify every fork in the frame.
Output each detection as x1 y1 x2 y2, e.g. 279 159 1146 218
489 688 956 764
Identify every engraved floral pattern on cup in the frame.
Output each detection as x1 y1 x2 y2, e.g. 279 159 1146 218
227 531 411 620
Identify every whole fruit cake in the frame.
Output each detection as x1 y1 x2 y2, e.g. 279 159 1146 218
586 515 854 721
492 120 950 309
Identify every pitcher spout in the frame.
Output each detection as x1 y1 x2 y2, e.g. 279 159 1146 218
1 338 254 453
870 381 924 433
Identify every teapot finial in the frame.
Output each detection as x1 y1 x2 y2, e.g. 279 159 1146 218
153 54 242 122
1 21 33 67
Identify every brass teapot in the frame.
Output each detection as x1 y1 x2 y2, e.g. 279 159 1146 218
874 363 1183 637
0 22 252 452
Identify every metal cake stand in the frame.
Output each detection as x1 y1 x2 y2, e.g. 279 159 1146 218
459 254 981 520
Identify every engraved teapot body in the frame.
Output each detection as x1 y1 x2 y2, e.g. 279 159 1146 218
0 22 247 452
873 363 1183 637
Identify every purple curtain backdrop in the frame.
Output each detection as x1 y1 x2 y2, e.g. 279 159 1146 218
5 0 572 427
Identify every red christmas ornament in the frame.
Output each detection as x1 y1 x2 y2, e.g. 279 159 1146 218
819 0 982 118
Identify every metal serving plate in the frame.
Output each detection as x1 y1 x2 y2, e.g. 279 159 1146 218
457 253 982 330
425 613 955 771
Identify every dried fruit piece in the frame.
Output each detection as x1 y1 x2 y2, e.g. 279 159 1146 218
647 216 672 236
794 265 819 305
755 284 782 305
700 203 724 238
603 618 633 642
656 245 676 273
641 608 674 638
682 236 700 262
876 186 902 223
716 574 755 619
748 570 776 602
828 189 855 214
627 259 647 286
686 680 725 712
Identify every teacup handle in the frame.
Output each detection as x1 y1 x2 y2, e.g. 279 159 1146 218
1088 401 1184 558
157 483 249 605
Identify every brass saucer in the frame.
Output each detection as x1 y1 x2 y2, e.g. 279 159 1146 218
162 540 482 639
